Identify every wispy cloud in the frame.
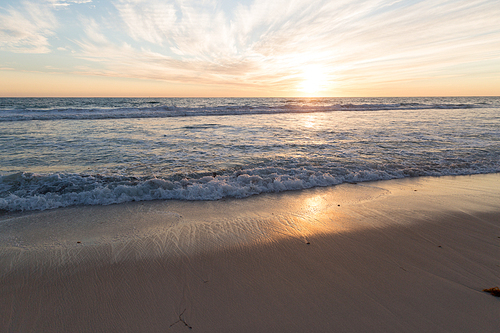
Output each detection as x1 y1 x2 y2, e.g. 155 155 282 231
69 0 499 92
2 0 499 94
0 1 58 53
47 0 93 8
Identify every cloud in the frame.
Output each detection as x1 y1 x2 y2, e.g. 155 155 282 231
47 0 93 8
0 1 58 53
68 0 496 92
114 0 178 45
114 0 238 59
7 0 494 93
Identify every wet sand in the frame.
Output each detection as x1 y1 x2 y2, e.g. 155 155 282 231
1 174 499 332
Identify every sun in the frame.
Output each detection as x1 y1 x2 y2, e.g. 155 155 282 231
299 65 328 96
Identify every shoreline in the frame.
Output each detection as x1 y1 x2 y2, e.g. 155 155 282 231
1 174 499 332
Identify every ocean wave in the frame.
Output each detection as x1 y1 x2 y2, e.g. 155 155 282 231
0 101 494 122
1 166 498 212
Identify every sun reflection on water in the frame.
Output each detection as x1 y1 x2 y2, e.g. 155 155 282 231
303 115 317 128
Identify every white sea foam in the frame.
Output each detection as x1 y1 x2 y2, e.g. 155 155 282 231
1 163 498 212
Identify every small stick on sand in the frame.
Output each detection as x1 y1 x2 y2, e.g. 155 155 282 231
169 309 192 329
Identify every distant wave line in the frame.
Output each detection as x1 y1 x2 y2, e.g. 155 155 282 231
0 102 491 122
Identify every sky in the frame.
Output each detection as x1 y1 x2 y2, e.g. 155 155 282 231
0 0 499 97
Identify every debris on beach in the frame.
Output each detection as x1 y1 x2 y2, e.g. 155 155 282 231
483 287 500 297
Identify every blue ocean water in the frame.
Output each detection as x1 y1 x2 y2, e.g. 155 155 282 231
1 97 499 212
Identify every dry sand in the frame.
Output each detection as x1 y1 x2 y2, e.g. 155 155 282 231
1 174 499 332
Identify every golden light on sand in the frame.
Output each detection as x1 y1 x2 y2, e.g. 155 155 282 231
299 65 328 95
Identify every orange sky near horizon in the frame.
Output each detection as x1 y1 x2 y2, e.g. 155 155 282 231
2 70 498 98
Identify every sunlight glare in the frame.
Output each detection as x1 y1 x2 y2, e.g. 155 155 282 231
299 65 328 95
304 115 316 128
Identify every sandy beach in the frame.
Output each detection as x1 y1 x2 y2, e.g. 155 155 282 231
1 173 499 332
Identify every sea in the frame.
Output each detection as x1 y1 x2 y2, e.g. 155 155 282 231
1 96 499 212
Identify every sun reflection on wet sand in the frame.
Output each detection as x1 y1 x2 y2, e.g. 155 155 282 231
0 183 391 270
